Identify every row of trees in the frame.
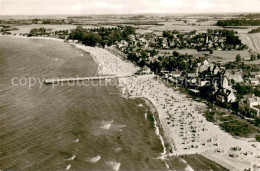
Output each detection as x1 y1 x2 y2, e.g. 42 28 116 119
233 84 260 100
29 27 46 36
248 27 260 34
217 19 260 26
250 54 260 61
69 26 135 47
236 54 260 62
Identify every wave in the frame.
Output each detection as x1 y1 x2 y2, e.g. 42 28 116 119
67 155 76 161
66 164 71 170
88 155 101 163
100 120 114 130
106 161 121 171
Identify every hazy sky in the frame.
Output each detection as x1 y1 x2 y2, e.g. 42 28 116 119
0 0 260 15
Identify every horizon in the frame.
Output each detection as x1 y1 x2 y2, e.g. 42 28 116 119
1 0 260 15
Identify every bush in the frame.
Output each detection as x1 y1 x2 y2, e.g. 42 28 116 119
256 135 260 142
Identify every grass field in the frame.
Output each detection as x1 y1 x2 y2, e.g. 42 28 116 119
240 33 260 53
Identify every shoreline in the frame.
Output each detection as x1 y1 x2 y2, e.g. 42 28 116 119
2 35 260 170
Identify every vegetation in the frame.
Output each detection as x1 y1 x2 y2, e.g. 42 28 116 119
250 54 257 61
256 135 260 142
236 54 242 63
204 107 259 138
220 120 254 137
248 27 260 34
69 26 135 47
233 83 253 96
29 27 47 36
217 19 260 26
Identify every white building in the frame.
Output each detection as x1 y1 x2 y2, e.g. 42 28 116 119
249 78 260 86
247 96 260 117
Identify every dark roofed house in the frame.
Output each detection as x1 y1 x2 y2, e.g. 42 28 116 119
216 88 236 104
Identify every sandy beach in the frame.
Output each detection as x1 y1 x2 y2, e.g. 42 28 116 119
2 35 260 170
120 76 260 171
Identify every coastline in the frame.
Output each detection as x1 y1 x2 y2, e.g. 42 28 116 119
2 35 260 171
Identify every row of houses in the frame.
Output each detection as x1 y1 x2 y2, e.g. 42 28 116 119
159 59 260 118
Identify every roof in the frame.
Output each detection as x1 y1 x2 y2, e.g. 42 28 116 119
171 71 181 75
189 89 200 93
142 65 150 70
249 78 259 82
160 70 169 73
248 97 260 103
187 73 197 78
250 72 260 76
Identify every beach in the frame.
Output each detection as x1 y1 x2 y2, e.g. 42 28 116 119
120 76 260 171
2 34 260 170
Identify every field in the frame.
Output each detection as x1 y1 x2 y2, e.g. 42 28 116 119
239 33 260 53
209 50 250 63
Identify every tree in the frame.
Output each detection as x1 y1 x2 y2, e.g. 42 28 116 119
257 54 260 60
30 28 39 35
236 54 242 63
234 83 253 96
250 54 257 61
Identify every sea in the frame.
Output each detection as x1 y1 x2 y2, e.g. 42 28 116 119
0 36 226 171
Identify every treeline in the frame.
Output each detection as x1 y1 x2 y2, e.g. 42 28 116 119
217 19 260 26
238 13 260 19
32 19 68 24
69 26 135 47
248 27 260 34
29 28 47 36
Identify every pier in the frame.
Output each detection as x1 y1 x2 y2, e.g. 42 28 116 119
44 75 131 84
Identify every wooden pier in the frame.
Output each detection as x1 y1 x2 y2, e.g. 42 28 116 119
44 75 131 84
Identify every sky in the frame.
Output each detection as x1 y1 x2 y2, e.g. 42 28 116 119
0 0 260 15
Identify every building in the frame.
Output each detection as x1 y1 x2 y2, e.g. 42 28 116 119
221 76 231 89
198 59 210 73
250 72 260 78
224 70 244 83
137 65 154 75
249 78 260 86
117 40 129 48
160 70 170 77
247 96 260 117
216 89 236 104
170 71 182 78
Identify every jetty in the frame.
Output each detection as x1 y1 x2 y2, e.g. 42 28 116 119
44 75 131 84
